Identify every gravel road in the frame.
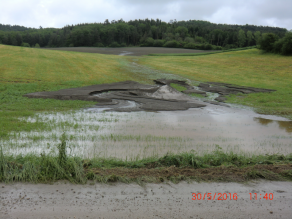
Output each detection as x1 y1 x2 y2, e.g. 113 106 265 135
1 180 291 219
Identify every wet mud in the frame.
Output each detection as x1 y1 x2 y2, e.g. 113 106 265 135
42 47 216 56
24 80 206 112
1 181 292 219
24 79 276 112
198 82 276 102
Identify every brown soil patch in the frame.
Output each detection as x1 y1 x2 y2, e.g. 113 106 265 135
23 79 278 111
23 80 206 112
198 82 276 102
86 164 292 182
41 47 216 56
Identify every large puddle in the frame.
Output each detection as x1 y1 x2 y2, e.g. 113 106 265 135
2 103 291 159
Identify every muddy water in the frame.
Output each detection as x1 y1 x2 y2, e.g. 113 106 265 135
86 104 292 158
2 102 291 159
1 180 292 219
254 117 292 133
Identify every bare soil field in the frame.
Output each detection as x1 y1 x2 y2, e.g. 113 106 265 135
42 47 215 56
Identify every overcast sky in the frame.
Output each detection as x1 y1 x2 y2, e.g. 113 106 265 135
1 0 291 30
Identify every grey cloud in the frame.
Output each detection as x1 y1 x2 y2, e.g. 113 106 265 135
0 0 291 30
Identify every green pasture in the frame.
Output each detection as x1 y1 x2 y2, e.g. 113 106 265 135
139 49 292 119
0 45 138 137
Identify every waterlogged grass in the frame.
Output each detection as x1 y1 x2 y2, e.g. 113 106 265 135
0 82 97 138
1 137 292 184
139 49 292 119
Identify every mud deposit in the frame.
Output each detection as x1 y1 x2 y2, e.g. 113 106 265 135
42 47 215 56
23 79 276 112
197 82 276 102
1 181 291 219
24 79 206 111
0 80 283 158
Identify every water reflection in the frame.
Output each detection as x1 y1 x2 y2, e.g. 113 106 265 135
254 117 292 133
2 106 292 159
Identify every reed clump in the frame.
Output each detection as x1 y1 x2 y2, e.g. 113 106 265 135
0 134 85 183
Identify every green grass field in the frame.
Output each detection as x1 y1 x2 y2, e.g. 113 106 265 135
0 45 140 137
139 49 292 119
1 44 292 183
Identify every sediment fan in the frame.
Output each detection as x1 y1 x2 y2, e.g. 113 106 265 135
23 79 276 112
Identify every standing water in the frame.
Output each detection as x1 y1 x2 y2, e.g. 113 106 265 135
2 102 291 159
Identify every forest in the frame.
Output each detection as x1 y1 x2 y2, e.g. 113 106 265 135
0 19 289 50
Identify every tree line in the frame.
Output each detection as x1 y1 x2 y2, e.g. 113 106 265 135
0 19 288 50
260 32 292 55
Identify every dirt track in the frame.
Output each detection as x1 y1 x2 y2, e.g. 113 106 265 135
41 47 216 56
1 180 291 219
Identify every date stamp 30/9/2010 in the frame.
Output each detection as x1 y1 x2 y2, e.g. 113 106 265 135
192 193 274 201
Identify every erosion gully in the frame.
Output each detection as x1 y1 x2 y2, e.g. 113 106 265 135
2 52 291 159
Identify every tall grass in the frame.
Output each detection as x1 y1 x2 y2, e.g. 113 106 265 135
0 134 86 183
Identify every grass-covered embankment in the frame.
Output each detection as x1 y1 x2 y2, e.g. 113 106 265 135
1 135 292 184
139 48 292 119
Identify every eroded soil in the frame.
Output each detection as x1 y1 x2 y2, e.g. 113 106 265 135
198 82 276 102
23 79 276 112
41 47 216 56
7 81 289 158
24 80 206 111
